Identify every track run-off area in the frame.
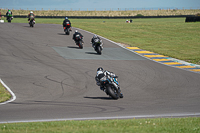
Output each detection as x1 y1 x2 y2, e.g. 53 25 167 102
0 23 200 123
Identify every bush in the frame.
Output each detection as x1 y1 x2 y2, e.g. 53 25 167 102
136 14 144 16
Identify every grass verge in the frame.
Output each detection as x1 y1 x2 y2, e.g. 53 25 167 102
0 117 200 133
71 18 200 65
0 81 11 103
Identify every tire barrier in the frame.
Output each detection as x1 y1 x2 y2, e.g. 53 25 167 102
185 16 200 22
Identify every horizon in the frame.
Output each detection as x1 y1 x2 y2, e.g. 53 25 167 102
1 7 200 11
1 0 200 11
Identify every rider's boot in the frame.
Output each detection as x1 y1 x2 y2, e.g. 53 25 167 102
119 93 123 98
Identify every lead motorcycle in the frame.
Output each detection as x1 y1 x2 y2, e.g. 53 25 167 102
29 18 35 27
64 22 71 35
93 38 103 54
7 16 13 23
75 34 84 49
100 75 123 99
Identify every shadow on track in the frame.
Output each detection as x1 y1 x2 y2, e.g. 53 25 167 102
57 33 66 35
23 26 33 28
84 96 114 100
85 52 99 55
67 46 80 49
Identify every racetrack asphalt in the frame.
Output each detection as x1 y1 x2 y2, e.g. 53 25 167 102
0 23 200 123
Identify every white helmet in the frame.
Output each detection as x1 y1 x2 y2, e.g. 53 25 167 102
75 30 78 33
30 11 33 14
93 34 97 38
97 67 103 71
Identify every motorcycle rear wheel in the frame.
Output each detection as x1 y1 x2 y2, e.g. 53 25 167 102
65 29 70 35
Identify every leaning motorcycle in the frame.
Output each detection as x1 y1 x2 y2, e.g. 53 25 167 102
75 34 84 49
100 75 123 100
93 38 103 55
64 22 71 35
29 18 35 27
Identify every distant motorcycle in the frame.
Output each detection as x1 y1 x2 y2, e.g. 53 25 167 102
93 38 103 54
64 22 71 35
7 16 13 23
29 18 35 27
100 75 123 99
75 34 84 49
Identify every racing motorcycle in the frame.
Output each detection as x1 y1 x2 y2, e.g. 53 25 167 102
75 34 84 49
93 38 103 54
100 75 123 99
29 18 35 27
7 16 13 23
64 22 71 35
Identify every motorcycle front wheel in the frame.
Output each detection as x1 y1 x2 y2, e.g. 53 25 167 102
78 41 83 49
96 46 102 55
106 85 119 100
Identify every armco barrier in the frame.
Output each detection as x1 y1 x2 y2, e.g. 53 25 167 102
1 15 194 19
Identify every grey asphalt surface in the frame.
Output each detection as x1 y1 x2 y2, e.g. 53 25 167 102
0 23 200 123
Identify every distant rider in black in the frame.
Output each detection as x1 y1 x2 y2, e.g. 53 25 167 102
73 30 83 43
63 17 72 31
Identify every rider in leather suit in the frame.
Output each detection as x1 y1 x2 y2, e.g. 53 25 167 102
72 30 83 43
95 67 123 98
63 17 72 31
91 34 102 48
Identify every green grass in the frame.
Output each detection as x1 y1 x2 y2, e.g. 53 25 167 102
0 117 200 133
0 82 11 103
71 18 200 64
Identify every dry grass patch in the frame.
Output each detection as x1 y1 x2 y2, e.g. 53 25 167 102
0 9 200 16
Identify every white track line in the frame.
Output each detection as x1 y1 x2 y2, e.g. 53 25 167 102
1 113 200 123
0 79 16 105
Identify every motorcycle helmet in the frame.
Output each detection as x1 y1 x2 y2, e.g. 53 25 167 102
65 17 68 19
30 11 33 14
97 67 103 71
93 34 97 38
75 30 78 33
